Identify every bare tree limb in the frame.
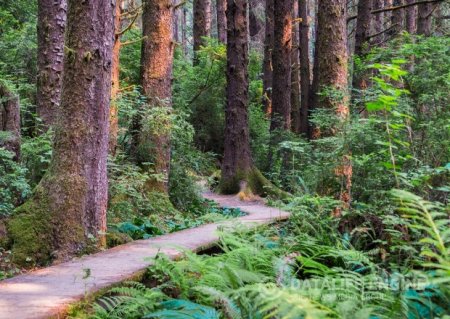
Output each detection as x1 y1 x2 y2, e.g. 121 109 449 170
120 5 143 18
347 0 446 22
372 0 444 14
122 36 147 46
368 23 399 39
174 0 187 10
117 13 139 36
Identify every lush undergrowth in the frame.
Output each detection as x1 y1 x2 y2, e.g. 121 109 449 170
0 8 448 316
68 189 448 319
64 35 449 318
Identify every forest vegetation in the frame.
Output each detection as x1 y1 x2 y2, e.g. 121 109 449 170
0 0 449 318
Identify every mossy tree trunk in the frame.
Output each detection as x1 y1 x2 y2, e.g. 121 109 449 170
216 0 227 43
139 0 175 193
0 84 21 160
193 0 211 64
312 0 352 213
221 0 288 199
9 0 115 265
36 0 66 131
221 0 253 194
262 0 274 115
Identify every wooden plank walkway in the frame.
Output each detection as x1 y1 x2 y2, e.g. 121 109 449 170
0 193 289 319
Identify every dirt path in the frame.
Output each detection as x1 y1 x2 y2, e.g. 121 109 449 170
0 193 289 319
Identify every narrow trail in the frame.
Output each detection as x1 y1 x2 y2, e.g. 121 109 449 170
0 193 289 319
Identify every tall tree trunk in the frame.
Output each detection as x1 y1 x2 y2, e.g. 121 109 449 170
270 0 292 132
221 0 252 193
139 0 175 193
390 0 405 36
371 0 384 44
109 1 123 156
384 0 393 41
417 3 433 35
353 0 372 109
262 0 274 114
249 0 265 49
312 0 351 212
220 0 282 198
313 0 349 112
182 7 188 55
405 0 417 33
0 84 21 160
291 1 301 133
36 0 67 131
298 0 311 136
216 0 227 43
10 0 115 265
353 0 372 96
354 0 372 58
193 0 211 63
174 6 180 43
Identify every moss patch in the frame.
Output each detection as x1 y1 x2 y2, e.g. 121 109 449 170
7 185 53 266
220 167 290 200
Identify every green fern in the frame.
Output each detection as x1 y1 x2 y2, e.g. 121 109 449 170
392 189 450 288
91 282 165 319
193 286 242 319
143 299 220 319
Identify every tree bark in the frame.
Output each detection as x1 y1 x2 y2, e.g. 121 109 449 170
355 0 372 57
417 2 434 35
221 0 252 193
10 0 115 265
193 0 211 63
109 1 123 156
405 0 417 33
182 6 188 55
249 0 265 49
298 0 311 136
384 0 393 40
139 0 175 193
312 0 351 212
0 84 21 160
36 0 67 131
313 0 349 112
371 0 384 44
353 0 372 105
390 0 405 36
270 0 292 131
173 5 180 43
216 0 227 43
262 0 274 114
291 1 301 133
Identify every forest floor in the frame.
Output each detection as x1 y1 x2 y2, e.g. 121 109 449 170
0 192 289 319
